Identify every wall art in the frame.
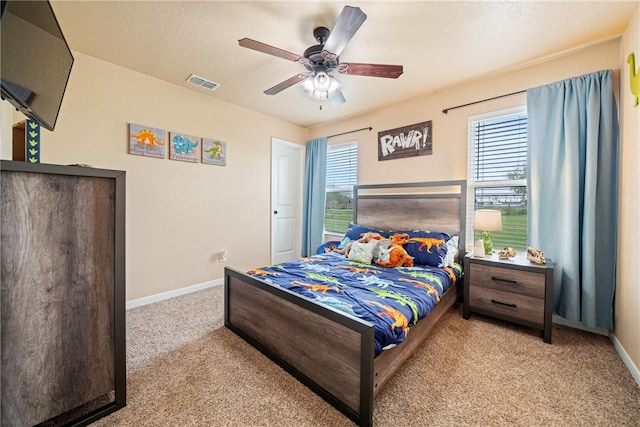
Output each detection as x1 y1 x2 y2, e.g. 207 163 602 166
628 52 638 107
202 138 227 166
378 120 432 161
169 132 201 163
26 119 40 163
129 123 166 158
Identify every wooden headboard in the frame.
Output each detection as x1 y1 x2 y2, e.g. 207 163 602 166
354 180 467 251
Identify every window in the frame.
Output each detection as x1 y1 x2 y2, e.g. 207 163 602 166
324 142 357 236
467 108 528 251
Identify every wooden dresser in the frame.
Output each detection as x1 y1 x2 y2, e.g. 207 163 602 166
1 161 126 426
463 253 554 343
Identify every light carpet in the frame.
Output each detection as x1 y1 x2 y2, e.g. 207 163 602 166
92 285 640 426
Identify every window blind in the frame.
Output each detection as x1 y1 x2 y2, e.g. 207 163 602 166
472 114 527 182
325 142 357 234
467 110 528 251
326 143 357 189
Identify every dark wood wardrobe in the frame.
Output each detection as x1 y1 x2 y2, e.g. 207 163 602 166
1 161 126 426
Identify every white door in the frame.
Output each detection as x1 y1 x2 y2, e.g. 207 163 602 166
271 138 304 264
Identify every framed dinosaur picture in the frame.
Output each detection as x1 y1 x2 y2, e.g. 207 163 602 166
128 123 166 158
202 138 227 166
169 132 201 163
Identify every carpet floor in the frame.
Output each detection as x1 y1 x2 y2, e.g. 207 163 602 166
92 285 640 426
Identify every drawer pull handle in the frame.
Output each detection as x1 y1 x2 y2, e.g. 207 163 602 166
491 299 517 308
492 276 518 285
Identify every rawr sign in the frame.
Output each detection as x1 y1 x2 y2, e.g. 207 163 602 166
378 120 432 161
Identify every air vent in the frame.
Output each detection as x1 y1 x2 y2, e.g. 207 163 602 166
186 74 220 91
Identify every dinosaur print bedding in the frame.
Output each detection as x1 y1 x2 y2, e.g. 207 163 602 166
247 252 462 356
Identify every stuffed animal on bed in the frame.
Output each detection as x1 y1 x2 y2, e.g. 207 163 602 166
334 231 383 257
375 233 414 268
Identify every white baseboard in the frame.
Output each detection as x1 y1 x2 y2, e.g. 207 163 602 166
126 278 223 310
610 332 640 387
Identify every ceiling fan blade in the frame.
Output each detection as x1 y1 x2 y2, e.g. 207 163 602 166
330 91 346 105
264 74 307 95
340 63 404 79
238 38 302 62
322 6 367 58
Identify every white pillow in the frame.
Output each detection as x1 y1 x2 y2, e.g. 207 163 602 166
347 239 379 264
372 238 390 263
441 236 459 267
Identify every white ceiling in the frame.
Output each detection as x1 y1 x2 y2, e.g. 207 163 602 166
50 1 638 128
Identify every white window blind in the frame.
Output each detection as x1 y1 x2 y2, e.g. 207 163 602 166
467 108 528 250
324 142 357 235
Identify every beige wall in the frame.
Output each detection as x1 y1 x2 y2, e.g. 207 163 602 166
1 102 13 159
309 39 621 183
616 6 640 379
310 37 639 372
0 52 308 301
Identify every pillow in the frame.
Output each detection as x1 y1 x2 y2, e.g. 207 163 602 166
390 230 451 266
337 223 387 250
371 238 390 263
441 236 459 267
347 239 379 264
317 240 341 254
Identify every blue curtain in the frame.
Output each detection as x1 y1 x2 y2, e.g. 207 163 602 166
301 137 328 256
527 70 619 329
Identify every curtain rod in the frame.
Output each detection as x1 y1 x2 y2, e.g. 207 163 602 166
327 126 372 139
442 90 526 114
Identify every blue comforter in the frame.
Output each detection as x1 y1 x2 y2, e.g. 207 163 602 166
247 252 462 355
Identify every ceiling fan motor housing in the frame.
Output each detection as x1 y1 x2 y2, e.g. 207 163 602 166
303 27 339 71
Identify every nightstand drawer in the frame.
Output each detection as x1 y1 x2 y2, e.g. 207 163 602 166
469 285 544 325
469 263 545 299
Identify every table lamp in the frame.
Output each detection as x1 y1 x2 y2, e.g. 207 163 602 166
474 209 502 255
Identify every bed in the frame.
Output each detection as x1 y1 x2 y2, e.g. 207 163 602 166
224 180 467 427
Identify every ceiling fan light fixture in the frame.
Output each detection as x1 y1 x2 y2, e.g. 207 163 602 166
300 72 342 100
300 75 315 94
314 71 331 91
326 77 342 98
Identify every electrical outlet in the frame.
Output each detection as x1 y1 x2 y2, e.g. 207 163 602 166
219 250 227 263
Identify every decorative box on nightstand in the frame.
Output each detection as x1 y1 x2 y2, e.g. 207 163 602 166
463 253 554 343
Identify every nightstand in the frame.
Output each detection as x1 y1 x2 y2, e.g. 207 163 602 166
463 253 554 343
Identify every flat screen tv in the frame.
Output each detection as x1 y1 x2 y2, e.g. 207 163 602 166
1 0 74 131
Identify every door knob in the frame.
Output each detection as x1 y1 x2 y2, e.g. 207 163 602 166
273 210 278 215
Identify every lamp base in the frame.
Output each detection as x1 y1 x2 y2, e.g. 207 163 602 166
483 231 493 255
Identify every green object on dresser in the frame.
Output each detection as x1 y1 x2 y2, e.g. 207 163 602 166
482 230 493 255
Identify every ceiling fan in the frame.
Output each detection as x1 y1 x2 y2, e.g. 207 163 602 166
238 6 403 104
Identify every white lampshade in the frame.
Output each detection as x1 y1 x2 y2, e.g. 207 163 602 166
300 71 342 100
314 71 331 91
474 209 502 232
